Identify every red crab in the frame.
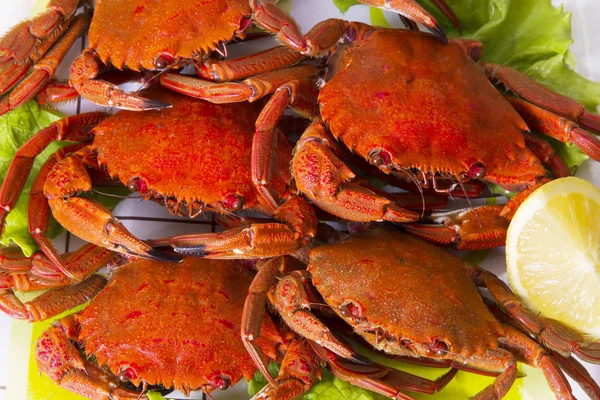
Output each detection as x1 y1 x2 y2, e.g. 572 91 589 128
35 256 288 398
0 87 316 277
161 24 600 250
245 227 600 399
0 0 458 114
0 243 115 321
34 254 463 399
0 1 87 115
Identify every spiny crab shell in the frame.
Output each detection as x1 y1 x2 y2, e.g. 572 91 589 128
92 87 292 215
319 29 545 192
88 0 255 71
76 257 281 392
308 228 501 357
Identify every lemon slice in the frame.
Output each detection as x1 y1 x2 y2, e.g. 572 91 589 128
506 176 600 338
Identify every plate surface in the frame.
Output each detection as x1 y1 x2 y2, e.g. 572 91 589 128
0 0 598 399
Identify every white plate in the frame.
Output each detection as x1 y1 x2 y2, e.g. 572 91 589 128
0 0 598 399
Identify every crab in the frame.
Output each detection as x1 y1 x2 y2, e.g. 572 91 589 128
0 1 88 115
0 86 317 278
244 227 600 399
161 23 600 251
34 255 292 398
0 0 459 115
0 243 116 321
33 252 464 400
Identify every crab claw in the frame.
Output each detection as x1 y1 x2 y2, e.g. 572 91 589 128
357 0 453 43
171 222 311 259
77 79 172 111
145 248 183 263
70 50 171 111
46 195 179 263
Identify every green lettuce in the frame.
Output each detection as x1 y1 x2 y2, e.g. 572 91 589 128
0 101 67 256
0 101 127 256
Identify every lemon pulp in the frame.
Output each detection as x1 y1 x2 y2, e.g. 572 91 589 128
506 177 600 338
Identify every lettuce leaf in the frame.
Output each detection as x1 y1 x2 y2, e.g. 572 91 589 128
0 101 127 256
332 0 360 14
0 101 67 256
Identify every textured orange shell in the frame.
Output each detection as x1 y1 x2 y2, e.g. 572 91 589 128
78 257 281 391
92 87 292 211
308 228 503 358
319 30 545 190
88 0 251 71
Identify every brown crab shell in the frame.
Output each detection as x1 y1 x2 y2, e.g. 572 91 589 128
77 257 281 391
308 228 502 358
88 0 252 71
319 29 545 190
92 87 292 213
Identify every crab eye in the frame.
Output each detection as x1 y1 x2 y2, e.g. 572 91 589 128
127 177 148 193
154 53 174 70
467 162 486 179
428 338 449 356
119 367 137 382
368 149 391 167
210 374 231 390
223 194 245 211
340 301 362 319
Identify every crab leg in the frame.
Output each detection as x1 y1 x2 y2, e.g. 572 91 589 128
292 120 421 223
70 49 171 110
256 337 458 400
0 62 30 95
43 148 180 263
171 195 317 259
0 243 116 290
250 0 450 46
551 352 600 399
35 79 79 105
0 243 117 321
484 64 600 133
161 64 319 105
36 315 144 399
30 144 92 279
0 112 105 235
0 14 89 116
317 346 458 399
268 270 370 365
0 274 106 321
402 206 509 250
242 257 288 387
523 133 570 178
359 0 459 40
253 77 319 209
0 113 107 275
499 327 574 399
506 96 600 161
197 45 307 82
253 339 322 399
0 0 79 66
454 348 518 399
403 177 548 250
472 265 600 364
